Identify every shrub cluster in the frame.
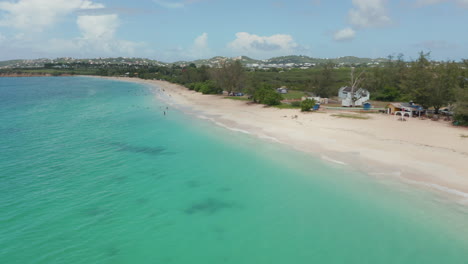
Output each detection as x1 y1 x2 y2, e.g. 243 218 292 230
253 87 283 106
187 80 222 94
300 99 316 112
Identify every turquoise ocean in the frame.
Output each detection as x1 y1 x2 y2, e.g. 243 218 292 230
1 76 468 264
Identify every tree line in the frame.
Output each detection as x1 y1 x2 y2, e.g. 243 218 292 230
2 52 467 124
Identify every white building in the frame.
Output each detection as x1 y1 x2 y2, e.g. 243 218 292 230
338 86 370 107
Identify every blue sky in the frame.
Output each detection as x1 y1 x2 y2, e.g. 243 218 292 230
0 0 467 62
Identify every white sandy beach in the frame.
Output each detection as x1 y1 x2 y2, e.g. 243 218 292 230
101 77 468 201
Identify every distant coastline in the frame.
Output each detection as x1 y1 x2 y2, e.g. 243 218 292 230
0 73 73 77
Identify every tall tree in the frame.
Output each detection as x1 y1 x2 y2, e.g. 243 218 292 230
210 60 245 93
314 61 335 97
349 67 366 106
401 52 433 109
429 62 458 113
402 53 458 112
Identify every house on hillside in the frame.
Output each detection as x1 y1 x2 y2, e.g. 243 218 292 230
338 86 370 107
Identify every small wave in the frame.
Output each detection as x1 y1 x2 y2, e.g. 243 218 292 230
399 177 468 199
258 134 282 143
196 115 211 120
195 114 252 135
427 184 468 199
321 155 347 165
213 121 251 135
369 171 402 177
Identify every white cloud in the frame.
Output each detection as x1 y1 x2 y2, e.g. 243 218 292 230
162 33 210 61
333 28 356 41
348 0 392 28
0 0 146 58
193 32 208 50
190 32 211 58
46 14 143 56
227 32 298 58
77 14 119 41
0 0 104 31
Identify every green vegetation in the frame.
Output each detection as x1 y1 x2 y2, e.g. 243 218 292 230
1 52 467 125
281 90 307 100
247 67 350 95
252 85 283 106
210 60 245 93
331 114 371 120
460 134 468 138
300 99 316 112
186 80 221 94
290 101 301 107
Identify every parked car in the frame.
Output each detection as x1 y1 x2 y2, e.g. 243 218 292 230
440 108 453 116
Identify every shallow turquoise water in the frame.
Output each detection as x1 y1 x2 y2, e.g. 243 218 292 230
1 76 468 263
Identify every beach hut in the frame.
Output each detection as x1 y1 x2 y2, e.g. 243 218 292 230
386 102 424 116
386 103 404 114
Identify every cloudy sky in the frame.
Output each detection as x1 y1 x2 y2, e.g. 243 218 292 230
0 0 467 62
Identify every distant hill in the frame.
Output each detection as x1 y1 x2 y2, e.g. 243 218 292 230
0 59 24 67
0 57 168 69
0 55 388 69
174 55 387 67
263 55 387 65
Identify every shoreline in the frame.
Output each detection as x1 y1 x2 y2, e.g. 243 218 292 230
95 76 468 202
0 73 73 77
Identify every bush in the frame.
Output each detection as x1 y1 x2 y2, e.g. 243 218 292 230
454 114 468 126
199 80 222 94
186 81 221 94
300 99 315 112
187 83 196 90
253 87 283 106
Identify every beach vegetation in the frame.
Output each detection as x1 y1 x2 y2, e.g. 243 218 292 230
187 80 221 94
453 87 468 126
331 113 370 119
253 85 283 106
210 60 245 93
312 61 336 98
300 99 315 112
281 90 307 100
290 101 301 107
460 134 468 138
401 52 457 113
2 52 468 124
